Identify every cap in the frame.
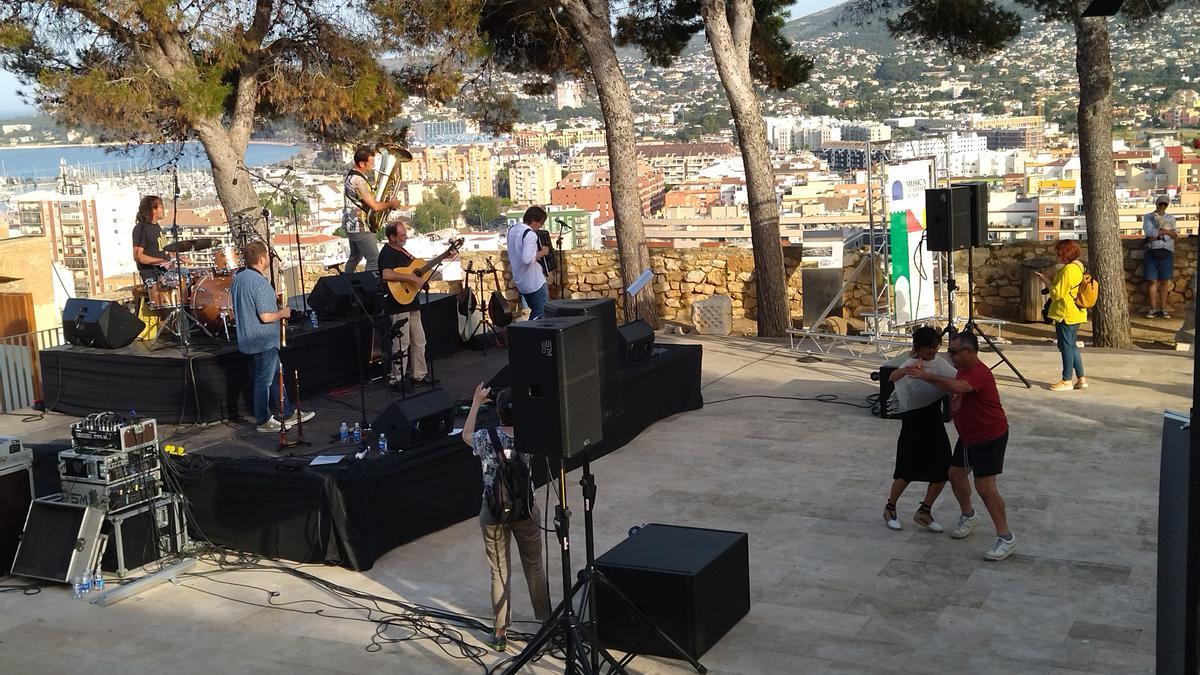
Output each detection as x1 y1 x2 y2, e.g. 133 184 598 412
1156 195 1171 205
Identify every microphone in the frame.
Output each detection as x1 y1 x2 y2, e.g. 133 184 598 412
555 218 573 231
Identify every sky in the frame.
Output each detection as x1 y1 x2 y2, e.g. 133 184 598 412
0 0 845 117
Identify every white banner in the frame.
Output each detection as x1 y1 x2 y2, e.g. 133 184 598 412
884 161 937 324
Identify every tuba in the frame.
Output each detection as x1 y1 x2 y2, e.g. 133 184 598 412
367 143 413 233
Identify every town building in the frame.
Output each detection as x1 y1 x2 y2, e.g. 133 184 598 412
397 145 495 199
508 157 564 206
550 165 665 220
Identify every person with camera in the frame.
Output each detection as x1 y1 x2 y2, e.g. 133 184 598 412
230 241 315 433
1143 194 1177 319
461 383 551 651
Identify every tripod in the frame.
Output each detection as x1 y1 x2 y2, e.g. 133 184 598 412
466 262 502 355
503 460 706 675
941 247 1030 388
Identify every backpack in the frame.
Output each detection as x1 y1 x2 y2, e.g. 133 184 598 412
484 428 533 524
1073 261 1099 310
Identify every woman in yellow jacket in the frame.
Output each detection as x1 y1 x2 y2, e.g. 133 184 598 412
1036 239 1088 391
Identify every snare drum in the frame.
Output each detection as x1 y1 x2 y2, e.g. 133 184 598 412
190 274 235 333
214 245 241 271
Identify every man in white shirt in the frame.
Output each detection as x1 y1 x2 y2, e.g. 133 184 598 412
505 206 552 319
1142 194 1177 319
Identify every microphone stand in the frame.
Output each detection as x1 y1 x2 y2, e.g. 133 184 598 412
290 193 310 318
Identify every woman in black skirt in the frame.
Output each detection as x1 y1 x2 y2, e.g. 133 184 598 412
883 326 951 532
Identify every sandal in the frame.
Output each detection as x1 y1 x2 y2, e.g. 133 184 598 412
884 502 902 531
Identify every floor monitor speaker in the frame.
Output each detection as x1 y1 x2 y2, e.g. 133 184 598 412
617 320 655 367
545 298 621 421
595 523 750 660
308 272 380 318
506 316 603 458
925 186 974 252
62 299 145 349
373 388 455 450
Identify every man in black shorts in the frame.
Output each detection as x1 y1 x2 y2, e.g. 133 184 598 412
908 330 1015 561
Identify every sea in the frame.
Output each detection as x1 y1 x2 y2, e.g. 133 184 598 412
0 141 304 180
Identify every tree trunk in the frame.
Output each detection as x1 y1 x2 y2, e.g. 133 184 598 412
1073 5 1132 348
701 0 790 337
561 0 659 327
194 118 266 241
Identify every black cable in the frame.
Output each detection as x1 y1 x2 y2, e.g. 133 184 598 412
703 393 878 409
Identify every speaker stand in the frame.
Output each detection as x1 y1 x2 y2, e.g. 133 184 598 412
503 462 706 675
941 248 1030 389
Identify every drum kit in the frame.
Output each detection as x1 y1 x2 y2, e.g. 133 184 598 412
144 207 263 345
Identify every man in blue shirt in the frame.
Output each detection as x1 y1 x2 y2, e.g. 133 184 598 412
231 241 315 432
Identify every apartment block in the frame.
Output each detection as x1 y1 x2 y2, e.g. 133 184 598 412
509 157 564 206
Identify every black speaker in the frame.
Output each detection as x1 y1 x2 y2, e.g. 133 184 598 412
617 320 655 367
62 299 144 349
545 298 621 422
11 500 106 583
0 467 33 574
962 182 990 247
308 272 380 318
373 388 455 450
507 316 603 458
595 524 750 660
925 186 974 252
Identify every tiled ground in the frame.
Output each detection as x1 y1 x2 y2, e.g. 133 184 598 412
0 334 1182 674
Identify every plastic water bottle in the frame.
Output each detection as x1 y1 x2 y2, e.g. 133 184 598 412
339 422 349 443
378 433 388 455
72 576 85 599
352 422 362 444
79 575 91 596
93 571 105 592
309 311 318 329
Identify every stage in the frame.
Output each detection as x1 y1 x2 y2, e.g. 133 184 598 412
41 292 462 424
18 331 704 571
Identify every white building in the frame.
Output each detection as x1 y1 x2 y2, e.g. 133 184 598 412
555 80 585 110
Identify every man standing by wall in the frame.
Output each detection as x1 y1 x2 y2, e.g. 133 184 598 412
1143 194 1177 319
343 146 403 273
505 206 552 320
904 330 1015 561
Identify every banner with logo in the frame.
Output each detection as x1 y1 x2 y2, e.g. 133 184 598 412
884 160 936 324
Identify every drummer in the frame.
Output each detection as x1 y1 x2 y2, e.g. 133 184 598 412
132 195 174 281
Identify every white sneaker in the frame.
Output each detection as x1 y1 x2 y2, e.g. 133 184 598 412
983 535 1017 561
950 511 980 539
884 504 902 531
256 418 282 433
283 410 316 429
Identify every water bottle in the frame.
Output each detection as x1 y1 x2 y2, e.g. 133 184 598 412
93 571 105 592
80 575 91 596
72 576 85 600
353 422 362 444
339 422 349 443
309 311 318 329
378 433 388 455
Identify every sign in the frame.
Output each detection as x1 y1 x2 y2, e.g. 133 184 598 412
884 160 937 324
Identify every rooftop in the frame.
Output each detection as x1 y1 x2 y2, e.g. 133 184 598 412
0 336 1181 673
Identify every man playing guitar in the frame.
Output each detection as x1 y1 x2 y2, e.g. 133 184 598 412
378 220 435 388
230 241 315 432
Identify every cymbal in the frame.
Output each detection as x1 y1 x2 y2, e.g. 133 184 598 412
164 237 220 253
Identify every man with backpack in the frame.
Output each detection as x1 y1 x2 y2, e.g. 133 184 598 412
461 383 552 652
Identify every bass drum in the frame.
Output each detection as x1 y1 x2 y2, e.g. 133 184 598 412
190 274 235 334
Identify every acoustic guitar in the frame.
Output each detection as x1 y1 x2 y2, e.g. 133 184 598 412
385 238 465 305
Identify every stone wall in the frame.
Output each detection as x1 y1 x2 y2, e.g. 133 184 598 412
965 239 1197 321
296 239 1195 328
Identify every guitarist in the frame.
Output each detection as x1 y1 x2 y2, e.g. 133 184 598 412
378 220 435 388
230 241 315 432
505 206 552 320
343 145 403 273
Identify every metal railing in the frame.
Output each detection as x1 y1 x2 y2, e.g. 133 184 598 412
0 326 65 413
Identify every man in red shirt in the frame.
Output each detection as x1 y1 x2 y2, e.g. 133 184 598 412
904 330 1015 561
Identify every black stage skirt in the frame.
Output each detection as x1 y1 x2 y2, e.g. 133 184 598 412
893 398 951 483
